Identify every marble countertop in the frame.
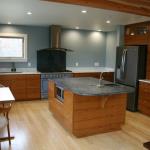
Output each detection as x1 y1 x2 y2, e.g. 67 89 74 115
139 79 150 84
54 77 134 96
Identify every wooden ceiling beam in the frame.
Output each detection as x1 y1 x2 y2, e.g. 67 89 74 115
110 0 150 7
42 0 150 17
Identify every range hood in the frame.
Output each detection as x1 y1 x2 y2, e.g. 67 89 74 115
44 25 73 52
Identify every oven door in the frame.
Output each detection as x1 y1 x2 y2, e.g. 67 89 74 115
56 86 64 102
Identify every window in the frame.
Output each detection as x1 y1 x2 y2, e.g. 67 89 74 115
0 33 27 62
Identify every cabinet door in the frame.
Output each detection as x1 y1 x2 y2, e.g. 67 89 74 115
0 75 13 87
138 82 150 116
26 75 40 100
125 22 149 45
0 75 26 100
10 75 26 100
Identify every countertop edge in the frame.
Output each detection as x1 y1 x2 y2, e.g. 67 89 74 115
139 79 150 84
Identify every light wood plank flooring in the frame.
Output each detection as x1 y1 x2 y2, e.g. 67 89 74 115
1 100 150 150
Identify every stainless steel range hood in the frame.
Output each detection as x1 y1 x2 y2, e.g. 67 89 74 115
46 25 73 52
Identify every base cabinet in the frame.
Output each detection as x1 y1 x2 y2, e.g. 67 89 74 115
138 81 150 116
0 74 40 101
49 81 127 137
73 72 114 82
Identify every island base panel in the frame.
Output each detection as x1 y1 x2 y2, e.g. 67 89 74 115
48 81 127 137
73 94 127 137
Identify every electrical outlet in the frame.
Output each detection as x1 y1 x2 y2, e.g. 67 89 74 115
94 62 99 67
28 62 31 67
75 62 79 67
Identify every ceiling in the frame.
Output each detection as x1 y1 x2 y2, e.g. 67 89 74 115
0 0 150 31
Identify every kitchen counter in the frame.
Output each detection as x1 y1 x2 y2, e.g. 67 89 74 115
54 77 134 96
49 77 133 137
0 67 114 75
139 79 150 84
0 72 41 75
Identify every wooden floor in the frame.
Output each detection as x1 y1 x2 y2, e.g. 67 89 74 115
1 100 150 150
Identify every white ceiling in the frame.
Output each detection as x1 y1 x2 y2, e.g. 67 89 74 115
0 0 150 31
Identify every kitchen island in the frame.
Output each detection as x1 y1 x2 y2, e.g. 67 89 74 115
48 77 134 137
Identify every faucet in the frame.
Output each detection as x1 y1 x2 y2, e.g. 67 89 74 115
11 62 16 72
97 72 104 87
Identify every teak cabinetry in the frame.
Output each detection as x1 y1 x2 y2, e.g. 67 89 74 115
49 81 127 137
0 74 40 100
138 81 150 116
124 21 150 79
73 72 114 82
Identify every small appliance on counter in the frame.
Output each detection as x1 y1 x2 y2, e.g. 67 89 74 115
115 45 147 112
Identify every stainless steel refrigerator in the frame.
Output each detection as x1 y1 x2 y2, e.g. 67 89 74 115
115 45 147 112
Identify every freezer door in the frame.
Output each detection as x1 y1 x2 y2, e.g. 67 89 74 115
115 46 139 87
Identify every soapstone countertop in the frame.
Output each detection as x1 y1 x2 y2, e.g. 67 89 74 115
53 77 134 96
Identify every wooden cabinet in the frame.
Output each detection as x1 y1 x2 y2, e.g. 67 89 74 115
125 22 149 45
49 81 127 137
73 72 114 82
26 75 40 100
0 74 40 101
124 21 150 79
138 81 150 116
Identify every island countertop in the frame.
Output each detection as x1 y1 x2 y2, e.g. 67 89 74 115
53 77 134 96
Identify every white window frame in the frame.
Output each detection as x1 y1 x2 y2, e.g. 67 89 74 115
0 33 27 62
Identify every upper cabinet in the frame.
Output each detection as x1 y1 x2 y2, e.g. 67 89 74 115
125 22 150 45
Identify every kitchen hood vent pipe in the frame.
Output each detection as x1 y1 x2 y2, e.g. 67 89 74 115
49 25 73 52
50 25 61 49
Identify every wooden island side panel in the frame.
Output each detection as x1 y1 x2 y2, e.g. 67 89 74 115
48 81 74 132
73 94 127 137
138 82 150 116
49 81 127 137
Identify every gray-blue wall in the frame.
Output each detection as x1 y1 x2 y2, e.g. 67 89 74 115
61 29 106 67
105 31 117 68
0 24 122 69
0 25 49 68
105 26 125 68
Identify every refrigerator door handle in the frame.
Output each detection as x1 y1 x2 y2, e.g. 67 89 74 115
121 49 126 73
122 49 127 72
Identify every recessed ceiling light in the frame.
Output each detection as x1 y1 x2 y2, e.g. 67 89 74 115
27 11 32 15
130 32 135 36
75 26 79 29
7 22 12 25
81 10 87 13
106 20 111 24
98 29 102 32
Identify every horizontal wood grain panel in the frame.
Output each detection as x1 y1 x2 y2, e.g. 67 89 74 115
125 35 148 45
138 82 150 116
74 108 125 122
73 123 121 137
73 72 114 82
0 74 40 100
42 0 150 17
